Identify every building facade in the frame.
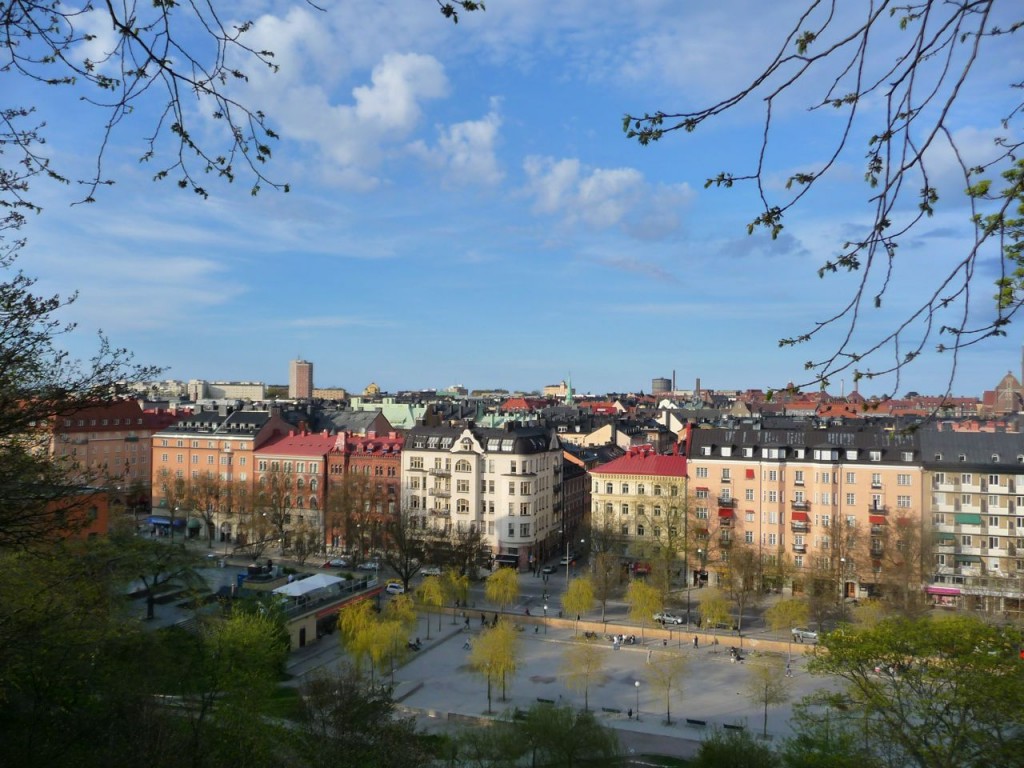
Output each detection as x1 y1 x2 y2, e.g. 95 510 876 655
289 360 314 400
401 422 562 569
921 430 1024 616
685 425 924 596
589 445 689 570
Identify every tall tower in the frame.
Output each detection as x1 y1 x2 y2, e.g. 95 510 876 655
289 359 313 399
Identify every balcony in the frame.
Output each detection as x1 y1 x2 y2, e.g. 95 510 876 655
428 467 451 477
429 509 450 518
428 488 451 498
719 538 733 548
792 543 807 554
932 478 956 492
866 504 889 515
718 497 736 508
791 521 810 533
870 524 885 535
791 500 810 511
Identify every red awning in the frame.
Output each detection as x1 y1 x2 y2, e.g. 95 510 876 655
718 508 735 518
745 469 755 479
695 487 709 492
869 514 887 525
791 511 810 522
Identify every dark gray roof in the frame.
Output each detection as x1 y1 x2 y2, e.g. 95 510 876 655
919 429 1024 470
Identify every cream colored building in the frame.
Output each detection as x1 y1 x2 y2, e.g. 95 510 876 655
686 425 924 596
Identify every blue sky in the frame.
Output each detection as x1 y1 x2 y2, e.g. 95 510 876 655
14 0 1023 398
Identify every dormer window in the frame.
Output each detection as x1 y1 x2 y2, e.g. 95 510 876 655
870 450 882 462
701 446 711 456
721 446 732 457
959 454 967 462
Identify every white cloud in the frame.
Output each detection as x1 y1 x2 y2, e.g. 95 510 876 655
408 99 504 186
522 155 692 238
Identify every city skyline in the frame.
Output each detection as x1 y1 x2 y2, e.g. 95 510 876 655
14 1 1022 397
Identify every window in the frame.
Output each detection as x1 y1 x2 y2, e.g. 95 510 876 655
768 470 778 482
820 471 831 483
989 516 999 528
605 502 613 515
622 525 629 536
794 470 804 485
695 467 708 479
766 490 778 503
846 472 856 484
654 485 662 496
410 457 423 469
696 488 709 499
456 459 471 472
745 531 754 544
745 510 755 522
520 481 531 495
638 484 646 495
990 474 1001 486
870 450 882 462
621 504 629 516
621 483 629 494
509 482 515 495
637 524 645 536
897 496 911 508
670 486 679 496
871 473 882 488
962 473 973 485
696 507 709 520
457 479 470 493
653 527 661 537
606 483 614 494
897 473 911 486
846 493 856 506
637 504 646 517
457 499 469 514
653 505 662 517
721 468 731 481
745 488 755 501
508 523 515 537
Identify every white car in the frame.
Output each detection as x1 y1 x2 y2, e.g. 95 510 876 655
357 561 379 571
559 552 577 565
792 627 819 643
653 612 685 625
419 565 442 577
384 582 405 595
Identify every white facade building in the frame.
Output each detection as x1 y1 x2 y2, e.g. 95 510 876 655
402 422 563 569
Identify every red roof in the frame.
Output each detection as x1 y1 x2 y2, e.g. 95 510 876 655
590 447 687 478
258 430 339 457
791 511 810 522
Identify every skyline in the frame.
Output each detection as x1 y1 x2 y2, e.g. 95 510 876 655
12 1 1023 398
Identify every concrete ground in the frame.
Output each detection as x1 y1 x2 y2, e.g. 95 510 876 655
285 612 841 761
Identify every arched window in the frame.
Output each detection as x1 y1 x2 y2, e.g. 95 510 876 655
637 505 646 518
296 477 305 490
637 524 645 536
296 496 304 508
310 478 318 492
310 497 318 510
455 459 472 473
653 505 662 517
638 484 646 495
606 483 613 494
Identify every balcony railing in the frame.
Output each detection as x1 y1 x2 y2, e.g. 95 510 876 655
790 521 810 533
428 488 451 498
718 497 736 508
792 543 806 554
791 500 810 511
428 468 451 477
867 505 889 514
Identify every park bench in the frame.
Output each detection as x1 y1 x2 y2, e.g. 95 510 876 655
724 723 745 731
536 697 555 705
685 718 707 727
601 707 622 714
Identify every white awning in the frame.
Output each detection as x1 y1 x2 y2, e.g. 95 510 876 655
272 573 345 598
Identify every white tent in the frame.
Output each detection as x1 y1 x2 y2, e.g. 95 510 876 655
272 573 345 598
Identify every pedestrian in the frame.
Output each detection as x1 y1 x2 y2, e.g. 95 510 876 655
786 663 792 677
663 638 668 647
628 708 633 720
481 612 486 626
492 613 498 627
465 616 470 629
693 635 699 648
646 649 652 663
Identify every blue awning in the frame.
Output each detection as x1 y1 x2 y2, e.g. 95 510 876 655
147 516 171 525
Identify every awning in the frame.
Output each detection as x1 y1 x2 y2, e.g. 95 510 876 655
955 554 982 563
718 508 735 518
955 513 982 525
791 511 810 522
147 516 170 525
869 514 887 525
745 469 755 479
187 518 203 529
935 533 955 543
695 487 709 492
494 554 519 564
926 586 961 596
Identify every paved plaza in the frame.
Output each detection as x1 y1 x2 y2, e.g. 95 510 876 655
285 611 841 761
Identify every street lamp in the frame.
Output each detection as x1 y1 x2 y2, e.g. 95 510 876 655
543 603 548 634
634 680 641 721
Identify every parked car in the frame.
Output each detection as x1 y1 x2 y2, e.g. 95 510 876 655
322 557 349 568
357 561 379 571
384 582 405 595
419 565 441 577
559 553 576 566
541 565 557 574
653 612 686 625
792 627 819 643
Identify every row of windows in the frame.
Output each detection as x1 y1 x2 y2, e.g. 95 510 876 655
593 482 681 496
159 439 249 450
66 418 144 427
694 466 917 485
697 446 915 462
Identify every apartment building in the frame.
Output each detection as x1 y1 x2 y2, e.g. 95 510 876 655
289 359 314 400
921 430 1024 615
589 444 689 568
401 422 562 570
50 399 175 505
327 431 404 552
149 406 294 536
252 430 338 550
685 425 924 596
